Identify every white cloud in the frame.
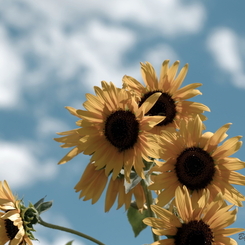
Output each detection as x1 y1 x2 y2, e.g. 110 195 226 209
0 141 57 189
0 0 206 109
32 213 87 245
0 26 24 108
103 0 206 37
32 233 87 245
207 28 242 72
36 116 70 138
33 234 86 245
8 0 205 38
67 20 137 89
142 44 179 68
207 28 245 88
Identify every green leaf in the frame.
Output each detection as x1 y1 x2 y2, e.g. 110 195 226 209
36 201 53 214
34 197 46 209
65 241 73 245
127 206 150 237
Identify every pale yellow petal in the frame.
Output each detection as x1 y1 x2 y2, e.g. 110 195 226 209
169 63 188 93
139 92 162 115
204 123 231 152
212 136 242 159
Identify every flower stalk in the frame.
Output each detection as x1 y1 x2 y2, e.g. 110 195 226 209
38 217 106 245
141 179 160 242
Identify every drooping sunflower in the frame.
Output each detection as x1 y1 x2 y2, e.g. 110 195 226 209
74 162 146 212
74 162 108 205
149 115 245 207
0 180 33 245
104 172 146 212
143 185 244 245
55 81 165 181
123 60 210 135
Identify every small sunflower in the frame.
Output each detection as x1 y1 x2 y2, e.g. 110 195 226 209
143 185 244 245
123 60 210 135
149 115 245 207
55 81 165 181
0 181 33 245
74 162 146 212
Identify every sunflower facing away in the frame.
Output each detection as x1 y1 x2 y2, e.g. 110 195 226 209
143 185 244 245
55 81 165 181
0 181 33 245
149 115 245 207
74 162 146 212
123 60 210 135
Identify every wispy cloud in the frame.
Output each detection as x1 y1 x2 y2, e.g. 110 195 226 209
207 27 245 88
36 116 70 138
33 212 87 245
0 26 24 108
142 44 179 68
0 141 57 189
0 0 206 109
33 236 85 245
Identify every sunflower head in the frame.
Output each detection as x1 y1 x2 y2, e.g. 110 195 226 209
149 115 245 207
0 180 35 245
0 181 53 245
143 185 245 245
123 60 210 134
55 81 165 182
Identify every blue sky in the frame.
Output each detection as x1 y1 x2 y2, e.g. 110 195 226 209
0 0 245 244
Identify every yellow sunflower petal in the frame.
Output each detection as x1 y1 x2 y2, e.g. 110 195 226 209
170 63 188 93
173 83 202 99
140 62 159 89
150 205 181 227
218 158 245 170
139 92 161 115
105 177 120 212
168 61 180 84
57 146 83 164
215 228 245 236
205 123 231 152
212 136 242 159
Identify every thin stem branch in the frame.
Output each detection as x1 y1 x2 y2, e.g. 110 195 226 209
38 217 106 245
141 179 160 242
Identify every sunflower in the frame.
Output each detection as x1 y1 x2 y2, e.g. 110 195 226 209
55 81 165 181
105 172 146 212
74 162 146 212
0 180 33 245
74 162 108 205
123 60 210 135
143 185 244 245
149 115 245 207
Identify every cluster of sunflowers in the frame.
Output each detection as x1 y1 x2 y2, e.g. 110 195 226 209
1 60 245 245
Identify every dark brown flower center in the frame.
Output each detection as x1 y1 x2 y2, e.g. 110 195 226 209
175 220 214 245
104 110 139 152
5 219 19 240
175 147 215 191
139 91 176 126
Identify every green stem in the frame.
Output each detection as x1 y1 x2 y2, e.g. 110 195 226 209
141 179 160 242
38 217 106 245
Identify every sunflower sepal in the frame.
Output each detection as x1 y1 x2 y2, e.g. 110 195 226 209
18 203 38 241
142 158 155 171
124 168 152 194
33 197 53 214
124 172 142 194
